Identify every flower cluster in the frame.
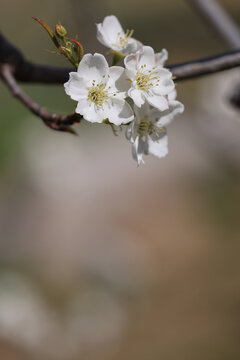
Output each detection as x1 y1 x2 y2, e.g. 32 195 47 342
64 15 184 165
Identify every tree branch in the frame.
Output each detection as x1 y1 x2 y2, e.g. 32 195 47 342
0 63 81 133
0 32 240 132
187 0 240 108
0 33 82 133
187 0 240 49
0 33 71 84
230 84 240 109
1 32 240 84
169 49 240 81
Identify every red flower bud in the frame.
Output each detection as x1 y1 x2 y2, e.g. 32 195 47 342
55 24 67 37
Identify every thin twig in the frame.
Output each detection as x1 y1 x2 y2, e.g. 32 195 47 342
188 0 240 49
0 64 81 133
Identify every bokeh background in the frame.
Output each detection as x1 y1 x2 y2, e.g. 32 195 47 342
0 0 240 359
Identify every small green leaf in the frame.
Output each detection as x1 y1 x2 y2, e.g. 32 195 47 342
111 51 125 66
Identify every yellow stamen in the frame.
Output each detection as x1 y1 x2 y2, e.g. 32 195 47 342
137 115 164 141
116 29 134 49
88 82 108 106
136 67 160 91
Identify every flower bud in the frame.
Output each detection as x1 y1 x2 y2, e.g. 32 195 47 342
55 23 67 37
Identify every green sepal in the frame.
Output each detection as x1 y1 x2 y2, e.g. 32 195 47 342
111 51 125 66
102 119 118 136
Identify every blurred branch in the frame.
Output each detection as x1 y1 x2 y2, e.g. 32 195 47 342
230 84 240 109
0 64 81 133
1 32 239 83
187 0 240 110
0 33 71 84
0 33 81 133
169 50 240 81
188 0 240 49
0 32 240 130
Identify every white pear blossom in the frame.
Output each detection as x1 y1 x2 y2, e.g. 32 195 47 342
126 91 184 165
125 46 175 111
64 53 134 125
155 48 168 67
96 15 142 55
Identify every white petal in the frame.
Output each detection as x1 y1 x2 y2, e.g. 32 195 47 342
126 118 139 143
121 39 142 55
128 38 142 48
102 98 134 125
125 122 134 141
128 88 145 107
126 120 139 143
138 46 155 69
155 100 184 127
77 53 109 83
102 15 124 44
157 68 173 79
168 89 177 101
155 48 168 66
108 66 130 93
124 53 139 73
154 78 175 96
132 137 145 166
145 92 169 111
146 131 168 158
64 72 88 101
134 102 150 120
96 23 110 48
76 99 103 123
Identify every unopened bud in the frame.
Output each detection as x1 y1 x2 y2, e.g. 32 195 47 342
55 23 67 37
60 46 72 57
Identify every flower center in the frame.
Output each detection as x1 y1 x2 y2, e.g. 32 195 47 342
137 116 164 140
88 82 108 106
136 72 151 91
136 65 160 91
117 29 134 49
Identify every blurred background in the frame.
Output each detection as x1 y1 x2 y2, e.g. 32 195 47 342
0 0 240 359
